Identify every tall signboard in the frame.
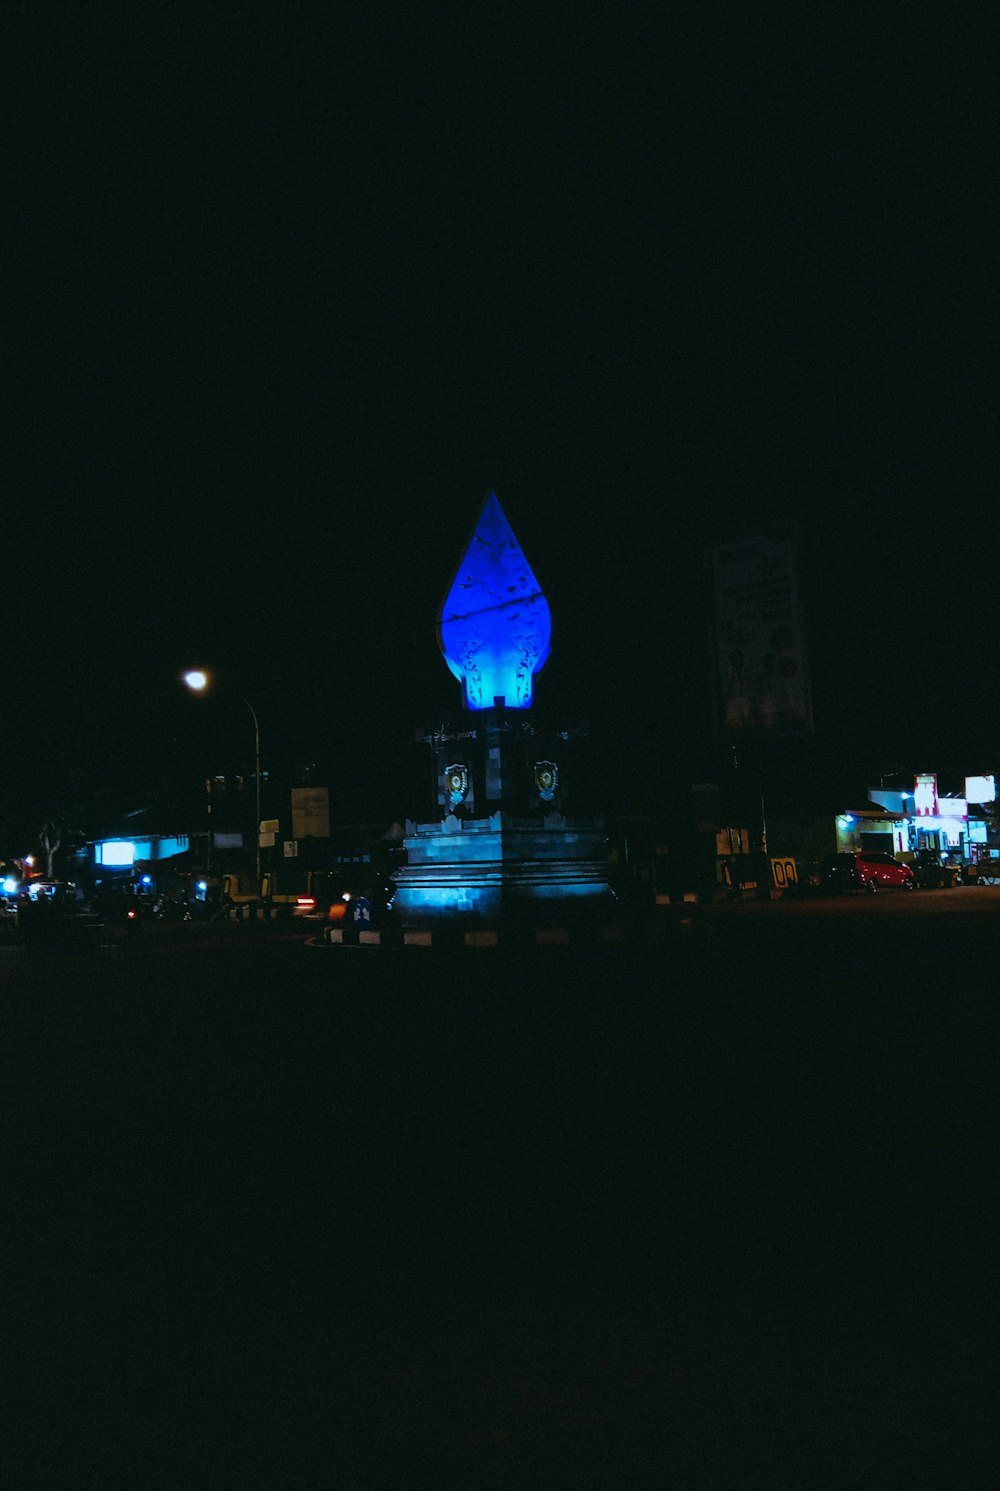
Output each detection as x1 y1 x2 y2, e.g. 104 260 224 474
712 531 814 738
291 787 330 840
914 773 938 816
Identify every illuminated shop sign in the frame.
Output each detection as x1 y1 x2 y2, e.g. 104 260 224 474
913 774 938 817
100 841 136 867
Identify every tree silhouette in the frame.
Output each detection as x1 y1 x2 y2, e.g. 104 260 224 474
39 821 61 880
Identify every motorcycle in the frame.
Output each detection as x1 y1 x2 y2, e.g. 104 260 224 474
152 895 192 921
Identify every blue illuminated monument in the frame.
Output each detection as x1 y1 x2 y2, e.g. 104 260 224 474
392 491 614 930
438 492 552 710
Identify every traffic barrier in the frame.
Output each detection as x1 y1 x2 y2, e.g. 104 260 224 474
303 920 686 950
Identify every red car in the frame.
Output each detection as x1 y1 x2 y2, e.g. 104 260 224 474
821 851 915 893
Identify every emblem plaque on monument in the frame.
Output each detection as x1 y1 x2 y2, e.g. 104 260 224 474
444 764 469 809
534 761 558 802
390 490 614 930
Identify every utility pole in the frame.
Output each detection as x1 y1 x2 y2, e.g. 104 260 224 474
242 697 262 894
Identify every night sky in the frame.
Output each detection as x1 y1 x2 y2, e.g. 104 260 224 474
5 6 995 840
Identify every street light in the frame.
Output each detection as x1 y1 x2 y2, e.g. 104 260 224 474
183 670 263 894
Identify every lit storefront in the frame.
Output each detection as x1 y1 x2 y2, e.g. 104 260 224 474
867 773 996 858
835 808 908 856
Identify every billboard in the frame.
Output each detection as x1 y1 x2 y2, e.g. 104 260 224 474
291 787 330 840
914 773 938 816
99 841 135 867
712 532 813 737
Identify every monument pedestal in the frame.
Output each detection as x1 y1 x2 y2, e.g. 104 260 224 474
391 809 615 928
391 707 615 928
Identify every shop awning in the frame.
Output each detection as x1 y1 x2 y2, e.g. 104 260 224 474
843 806 907 821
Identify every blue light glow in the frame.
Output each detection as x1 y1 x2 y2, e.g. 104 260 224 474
438 492 552 710
100 841 136 867
141 874 152 885
2 877 18 894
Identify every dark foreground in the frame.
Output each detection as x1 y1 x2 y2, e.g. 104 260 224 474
4 901 997 1487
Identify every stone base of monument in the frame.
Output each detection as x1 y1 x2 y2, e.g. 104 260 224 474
389 809 616 930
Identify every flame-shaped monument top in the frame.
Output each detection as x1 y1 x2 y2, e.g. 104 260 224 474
437 491 552 710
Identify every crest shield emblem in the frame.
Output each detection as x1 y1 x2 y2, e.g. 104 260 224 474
534 760 558 802
444 763 469 808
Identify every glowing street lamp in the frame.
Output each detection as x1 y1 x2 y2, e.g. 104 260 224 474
182 669 263 893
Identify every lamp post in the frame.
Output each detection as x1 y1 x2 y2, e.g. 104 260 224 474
183 671 262 894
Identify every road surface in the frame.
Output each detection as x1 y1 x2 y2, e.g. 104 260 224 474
4 891 996 1484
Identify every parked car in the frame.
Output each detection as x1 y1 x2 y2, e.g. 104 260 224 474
91 881 157 923
16 880 103 950
912 850 966 888
821 851 915 893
